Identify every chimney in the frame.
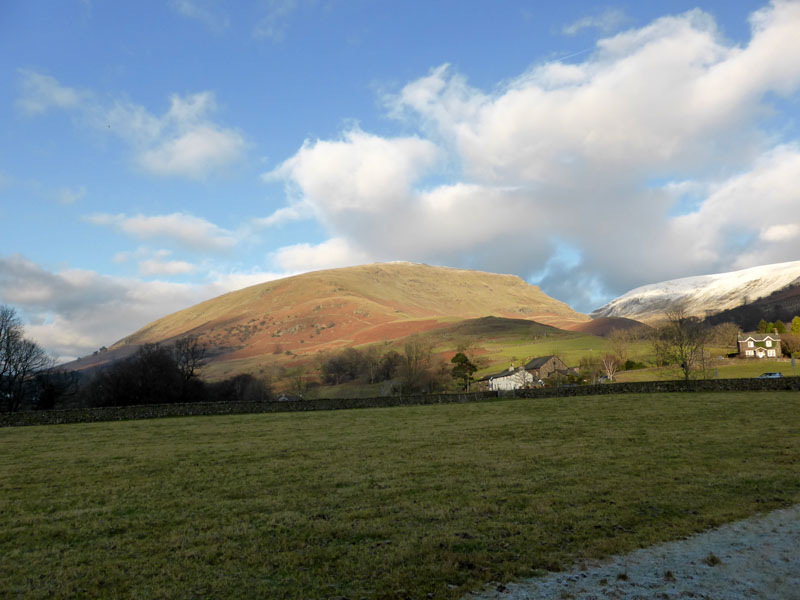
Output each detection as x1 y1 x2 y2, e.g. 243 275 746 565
774 328 778 334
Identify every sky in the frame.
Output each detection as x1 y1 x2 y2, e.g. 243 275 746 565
2 0 800 362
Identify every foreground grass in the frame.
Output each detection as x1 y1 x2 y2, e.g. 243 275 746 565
2 393 799 599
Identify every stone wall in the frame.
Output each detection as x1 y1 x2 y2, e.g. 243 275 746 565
0 392 496 428
2 377 798 428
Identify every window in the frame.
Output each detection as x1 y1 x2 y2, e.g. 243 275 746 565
767 349 776 357
746 350 754 356
748 341 754 348
766 340 772 347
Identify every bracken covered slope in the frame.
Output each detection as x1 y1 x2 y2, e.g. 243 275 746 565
109 262 588 369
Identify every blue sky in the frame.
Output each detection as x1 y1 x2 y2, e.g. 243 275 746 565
2 0 800 361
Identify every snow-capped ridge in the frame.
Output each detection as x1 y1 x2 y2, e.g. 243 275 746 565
592 261 800 323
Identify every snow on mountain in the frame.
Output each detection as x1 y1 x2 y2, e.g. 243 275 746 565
591 261 800 324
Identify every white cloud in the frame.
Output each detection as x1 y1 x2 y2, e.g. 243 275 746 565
170 0 230 32
0 254 282 360
267 129 440 217
254 0 297 41
86 212 238 252
57 185 86 205
138 124 245 178
17 73 246 178
562 8 629 36
16 70 87 115
270 238 370 273
265 1 800 310
138 259 197 276
761 223 800 243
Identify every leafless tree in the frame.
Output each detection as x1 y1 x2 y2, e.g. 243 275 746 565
661 310 709 381
0 305 51 412
173 335 206 382
600 353 620 381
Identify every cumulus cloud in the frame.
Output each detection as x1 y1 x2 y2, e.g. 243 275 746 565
270 238 370 273
0 254 279 360
266 1 800 310
17 74 246 178
86 212 238 252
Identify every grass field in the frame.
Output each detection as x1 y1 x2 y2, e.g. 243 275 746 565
614 358 798 382
3 393 799 599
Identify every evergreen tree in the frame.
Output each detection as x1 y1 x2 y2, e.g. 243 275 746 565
758 319 767 333
775 320 786 334
450 352 477 391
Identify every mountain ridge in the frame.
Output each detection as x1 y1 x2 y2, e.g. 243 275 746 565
591 261 800 324
69 262 590 376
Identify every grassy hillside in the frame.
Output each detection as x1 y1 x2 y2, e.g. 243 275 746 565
3 393 798 599
102 263 588 376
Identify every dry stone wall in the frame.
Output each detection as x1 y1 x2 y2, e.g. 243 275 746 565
2 377 798 428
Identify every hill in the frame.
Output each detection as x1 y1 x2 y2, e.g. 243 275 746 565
77 262 588 376
591 261 800 324
564 316 647 337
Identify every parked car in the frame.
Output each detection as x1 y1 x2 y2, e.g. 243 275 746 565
756 372 783 379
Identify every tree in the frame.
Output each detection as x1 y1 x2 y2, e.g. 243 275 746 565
579 355 602 384
708 322 741 349
87 343 183 407
173 335 206 382
660 310 709 381
774 320 786 334
600 353 620 381
758 319 768 333
0 305 51 412
607 330 630 366
781 333 800 357
792 316 800 335
397 337 446 394
450 352 477 391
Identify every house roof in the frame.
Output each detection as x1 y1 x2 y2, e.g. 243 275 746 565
524 355 558 370
476 365 525 382
738 332 781 342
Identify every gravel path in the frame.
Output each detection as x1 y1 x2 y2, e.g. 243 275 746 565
467 505 800 600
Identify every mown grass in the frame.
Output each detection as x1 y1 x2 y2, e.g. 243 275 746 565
2 392 799 599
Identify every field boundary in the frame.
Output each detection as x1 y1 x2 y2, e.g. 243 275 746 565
2 376 799 427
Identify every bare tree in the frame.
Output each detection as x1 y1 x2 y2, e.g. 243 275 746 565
661 310 709 381
173 335 207 382
608 329 630 366
600 353 620 381
0 305 51 412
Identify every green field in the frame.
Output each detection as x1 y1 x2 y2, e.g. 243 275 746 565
614 358 798 382
3 393 799 599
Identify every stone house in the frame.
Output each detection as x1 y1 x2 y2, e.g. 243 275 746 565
524 355 568 379
737 332 781 358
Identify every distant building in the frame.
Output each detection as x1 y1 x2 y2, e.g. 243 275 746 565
475 366 536 391
523 355 568 379
737 332 781 358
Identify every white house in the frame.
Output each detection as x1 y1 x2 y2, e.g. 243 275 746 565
476 366 536 391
